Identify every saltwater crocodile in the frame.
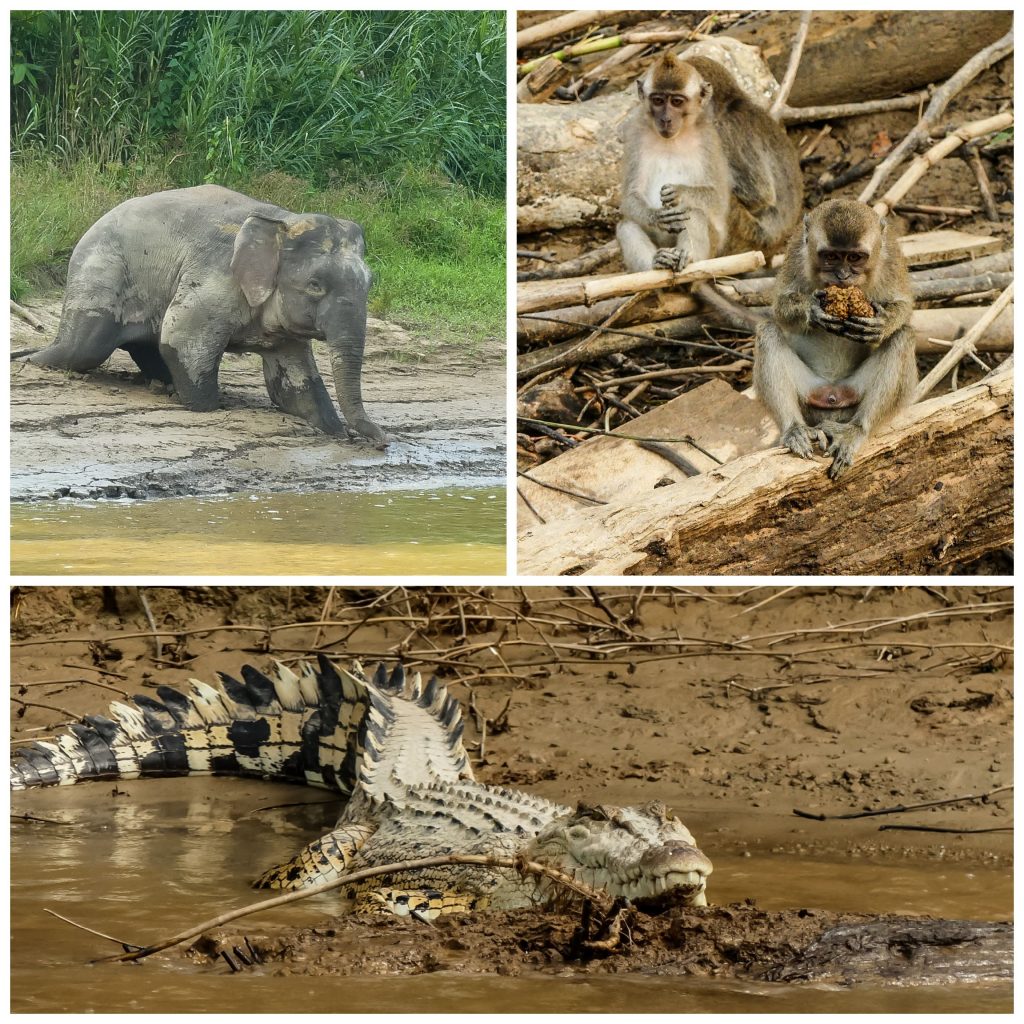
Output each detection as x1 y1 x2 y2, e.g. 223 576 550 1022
11 656 712 917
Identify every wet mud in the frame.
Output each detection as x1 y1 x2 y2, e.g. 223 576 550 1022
11 299 505 500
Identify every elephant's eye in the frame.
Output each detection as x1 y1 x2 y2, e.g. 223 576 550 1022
306 281 326 298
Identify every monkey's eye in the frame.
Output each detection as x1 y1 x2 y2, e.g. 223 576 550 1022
650 94 666 107
668 95 685 108
847 253 867 265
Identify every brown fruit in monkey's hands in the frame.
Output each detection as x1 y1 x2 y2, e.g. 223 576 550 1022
806 383 860 410
821 284 875 319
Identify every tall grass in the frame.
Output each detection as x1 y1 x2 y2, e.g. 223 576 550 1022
11 10 506 194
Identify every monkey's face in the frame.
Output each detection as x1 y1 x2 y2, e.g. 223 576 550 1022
816 247 871 288
646 92 693 138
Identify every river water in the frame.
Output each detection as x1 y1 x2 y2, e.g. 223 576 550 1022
10 488 505 575
11 778 1011 1013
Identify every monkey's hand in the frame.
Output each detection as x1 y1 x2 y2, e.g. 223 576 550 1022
655 205 690 234
660 184 686 208
780 422 826 460
819 421 866 480
653 246 687 271
811 293 885 345
838 314 886 346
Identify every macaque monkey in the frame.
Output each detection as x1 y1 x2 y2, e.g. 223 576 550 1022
617 53 803 274
754 199 917 479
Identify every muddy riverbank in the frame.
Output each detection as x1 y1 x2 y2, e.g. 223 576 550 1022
11 298 505 501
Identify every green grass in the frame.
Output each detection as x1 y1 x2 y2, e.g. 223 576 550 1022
11 10 505 195
11 158 505 343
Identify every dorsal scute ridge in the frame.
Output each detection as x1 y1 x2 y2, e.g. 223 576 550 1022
11 658 474 796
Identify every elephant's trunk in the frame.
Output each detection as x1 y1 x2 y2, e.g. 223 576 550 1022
321 291 387 448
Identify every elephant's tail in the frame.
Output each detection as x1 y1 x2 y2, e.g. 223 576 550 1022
11 656 471 797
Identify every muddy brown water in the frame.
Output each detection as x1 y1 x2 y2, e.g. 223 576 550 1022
11 779 1012 1013
10 488 505 575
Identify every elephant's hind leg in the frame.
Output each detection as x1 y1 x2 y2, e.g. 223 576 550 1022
28 309 123 372
262 343 346 436
122 342 174 385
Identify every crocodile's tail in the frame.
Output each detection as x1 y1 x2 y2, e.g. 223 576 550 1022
10 655 472 794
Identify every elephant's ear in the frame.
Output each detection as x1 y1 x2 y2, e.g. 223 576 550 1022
231 215 285 307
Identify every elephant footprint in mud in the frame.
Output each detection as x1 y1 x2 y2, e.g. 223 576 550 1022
27 184 387 447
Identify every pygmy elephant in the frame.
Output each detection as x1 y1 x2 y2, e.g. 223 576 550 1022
29 185 386 446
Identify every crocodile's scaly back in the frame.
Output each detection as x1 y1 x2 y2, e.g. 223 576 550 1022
10 656 471 795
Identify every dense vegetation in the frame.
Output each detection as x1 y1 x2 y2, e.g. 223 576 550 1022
10 10 506 339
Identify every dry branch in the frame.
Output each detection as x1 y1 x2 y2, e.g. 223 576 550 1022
519 29 700 76
858 28 1014 204
516 10 624 51
10 301 45 331
94 852 613 963
779 90 930 124
518 241 618 283
914 283 1013 400
518 251 766 315
769 11 811 119
871 113 1014 218
517 57 572 103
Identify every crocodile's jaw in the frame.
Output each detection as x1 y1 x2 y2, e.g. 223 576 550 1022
526 800 713 906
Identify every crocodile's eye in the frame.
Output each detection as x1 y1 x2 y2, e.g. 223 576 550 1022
306 280 326 298
567 825 590 843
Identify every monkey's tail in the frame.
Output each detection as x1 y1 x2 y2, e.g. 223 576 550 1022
692 282 767 332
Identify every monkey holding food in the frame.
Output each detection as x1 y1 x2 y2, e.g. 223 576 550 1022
754 198 917 479
617 52 803 273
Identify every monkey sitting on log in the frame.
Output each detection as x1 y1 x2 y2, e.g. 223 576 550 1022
617 52 803 273
753 199 917 480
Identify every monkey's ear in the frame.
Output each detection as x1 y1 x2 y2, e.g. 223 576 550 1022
802 213 810 242
700 81 713 104
636 79 646 100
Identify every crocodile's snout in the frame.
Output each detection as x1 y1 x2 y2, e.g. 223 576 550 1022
640 841 713 904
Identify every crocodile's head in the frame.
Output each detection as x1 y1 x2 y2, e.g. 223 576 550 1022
526 800 712 906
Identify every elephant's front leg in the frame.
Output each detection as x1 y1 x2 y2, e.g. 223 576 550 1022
158 298 232 411
262 341 346 436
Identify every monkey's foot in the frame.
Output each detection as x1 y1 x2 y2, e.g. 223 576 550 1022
654 247 687 271
819 421 866 479
780 422 825 460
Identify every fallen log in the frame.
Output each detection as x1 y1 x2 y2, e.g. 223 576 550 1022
518 291 698 345
733 10 1012 108
723 273 1014 307
517 360 1012 576
762 917 1013 987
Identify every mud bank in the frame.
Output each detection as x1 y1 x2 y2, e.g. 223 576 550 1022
11 299 505 500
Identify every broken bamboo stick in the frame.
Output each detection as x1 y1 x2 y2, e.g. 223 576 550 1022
517 251 766 315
